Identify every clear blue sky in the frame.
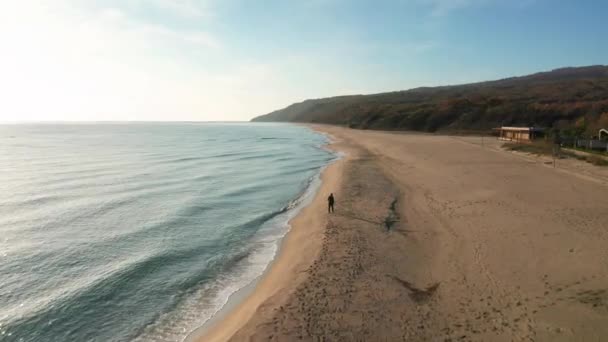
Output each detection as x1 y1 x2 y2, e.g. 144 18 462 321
1 0 606 121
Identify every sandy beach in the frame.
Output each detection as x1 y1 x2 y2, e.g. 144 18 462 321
199 125 608 341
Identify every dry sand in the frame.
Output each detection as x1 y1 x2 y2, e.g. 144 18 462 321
199 125 608 341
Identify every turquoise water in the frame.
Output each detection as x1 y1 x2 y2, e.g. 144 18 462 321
0 123 334 342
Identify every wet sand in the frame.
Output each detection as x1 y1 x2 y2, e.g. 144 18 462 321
200 125 608 341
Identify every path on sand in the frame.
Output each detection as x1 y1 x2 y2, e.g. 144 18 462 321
224 126 608 341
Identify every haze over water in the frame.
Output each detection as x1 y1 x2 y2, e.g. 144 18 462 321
0 123 333 342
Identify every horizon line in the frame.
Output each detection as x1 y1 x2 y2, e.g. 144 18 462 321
0 120 261 124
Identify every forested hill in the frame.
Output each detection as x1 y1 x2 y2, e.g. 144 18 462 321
251 66 608 134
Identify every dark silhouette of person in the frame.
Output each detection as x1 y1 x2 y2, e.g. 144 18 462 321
328 193 335 213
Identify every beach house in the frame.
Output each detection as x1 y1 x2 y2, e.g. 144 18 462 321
496 127 543 142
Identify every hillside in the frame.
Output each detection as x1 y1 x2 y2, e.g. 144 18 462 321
252 66 608 134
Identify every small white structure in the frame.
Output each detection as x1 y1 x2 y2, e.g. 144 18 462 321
496 127 543 142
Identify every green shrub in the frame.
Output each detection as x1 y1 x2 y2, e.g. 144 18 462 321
586 155 608 166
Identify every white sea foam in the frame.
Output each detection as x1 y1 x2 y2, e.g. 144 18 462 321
134 133 336 342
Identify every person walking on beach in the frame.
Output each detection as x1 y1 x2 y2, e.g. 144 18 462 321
328 193 335 213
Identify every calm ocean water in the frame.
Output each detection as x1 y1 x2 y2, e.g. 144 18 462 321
0 123 334 342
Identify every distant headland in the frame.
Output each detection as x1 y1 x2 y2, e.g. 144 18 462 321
252 65 608 136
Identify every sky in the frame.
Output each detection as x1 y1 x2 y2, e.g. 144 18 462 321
0 0 606 122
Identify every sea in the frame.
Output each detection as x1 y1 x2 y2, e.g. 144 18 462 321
0 122 334 342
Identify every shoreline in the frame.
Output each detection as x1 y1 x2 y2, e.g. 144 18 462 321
195 125 608 341
192 127 344 342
